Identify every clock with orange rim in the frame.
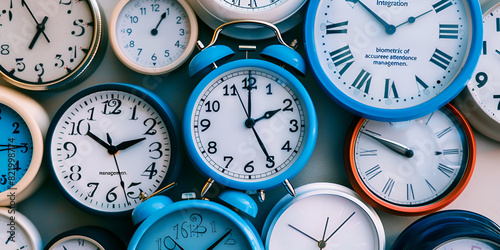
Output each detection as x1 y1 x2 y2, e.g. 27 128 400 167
344 103 475 216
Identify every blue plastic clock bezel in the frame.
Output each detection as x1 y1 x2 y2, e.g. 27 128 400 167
392 210 500 249
127 199 264 250
303 0 483 122
183 59 318 191
45 83 181 217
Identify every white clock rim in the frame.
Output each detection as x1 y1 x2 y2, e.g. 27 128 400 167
109 0 199 75
0 207 42 250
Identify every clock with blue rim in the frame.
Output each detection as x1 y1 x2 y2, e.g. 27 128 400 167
392 210 500 249
183 21 317 201
0 85 49 206
304 0 483 121
128 190 264 249
46 83 181 216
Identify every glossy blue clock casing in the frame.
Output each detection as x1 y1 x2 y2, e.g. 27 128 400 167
303 0 483 121
183 58 318 191
46 83 181 216
392 210 500 249
128 195 264 249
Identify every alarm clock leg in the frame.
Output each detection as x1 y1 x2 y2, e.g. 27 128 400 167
201 178 215 198
258 190 265 202
283 179 296 197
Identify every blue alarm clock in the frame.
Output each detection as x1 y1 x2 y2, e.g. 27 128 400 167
128 189 264 249
392 210 500 249
303 0 483 121
46 83 181 216
183 20 318 201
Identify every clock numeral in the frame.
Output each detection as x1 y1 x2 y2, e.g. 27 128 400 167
430 49 452 70
223 84 237 96
207 141 217 154
149 142 163 159
425 179 436 192
384 79 399 99
438 24 459 39
142 162 158 179
54 54 65 68
200 119 211 132
432 0 453 13
106 186 118 203
151 4 160 12
359 149 377 157
475 72 488 88
242 76 257 90
365 165 382 180
130 105 138 120
11 122 20 134
382 178 395 196
223 156 233 168
494 95 500 110
281 140 292 152
144 118 158 135
330 45 354 75
415 76 429 91
35 63 45 78
69 165 82 181
126 182 143 200
205 100 220 112
15 58 25 72
266 156 275 169
436 126 452 138
244 161 254 173
352 69 372 94
289 119 299 132
69 119 88 136
443 149 459 155
72 19 86 37
130 16 139 24
438 163 455 178
482 41 487 55
102 99 122 115
87 182 99 197
283 99 294 112
63 141 77 159
224 228 236 245
0 44 10 55
407 183 415 200
497 17 500 32
326 21 348 34
68 46 78 63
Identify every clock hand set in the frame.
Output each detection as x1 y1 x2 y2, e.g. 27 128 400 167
346 0 396 35
151 12 167 36
324 212 356 242
395 9 433 28
206 229 232 250
107 133 131 205
86 128 146 155
21 0 50 46
361 131 414 158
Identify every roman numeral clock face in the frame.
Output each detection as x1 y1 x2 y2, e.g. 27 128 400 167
305 0 481 121
346 105 475 215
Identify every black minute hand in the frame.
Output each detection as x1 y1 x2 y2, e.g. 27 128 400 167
206 229 232 250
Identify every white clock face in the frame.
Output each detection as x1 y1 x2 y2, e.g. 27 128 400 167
114 0 193 71
49 89 173 214
353 107 468 206
190 67 307 183
51 237 102 250
0 213 33 250
136 208 252 249
311 0 472 110
435 238 500 250
0 0 95 84
466 4 500 123
267 192 383 249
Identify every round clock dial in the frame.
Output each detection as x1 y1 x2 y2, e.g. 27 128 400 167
47 83 179 215
0 207 41 250
44 226 125 250
0 0 106 90
345 104 475 215
435 238 500 250
262 183 385 249
216 0 289 11
0 104 33 192
110 0 198 75
304 0 482 121
454 2 500 141
184 60 317 191
50 237 101 250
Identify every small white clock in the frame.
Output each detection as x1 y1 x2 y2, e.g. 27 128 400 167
0 207 42 250
109 0 198 75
